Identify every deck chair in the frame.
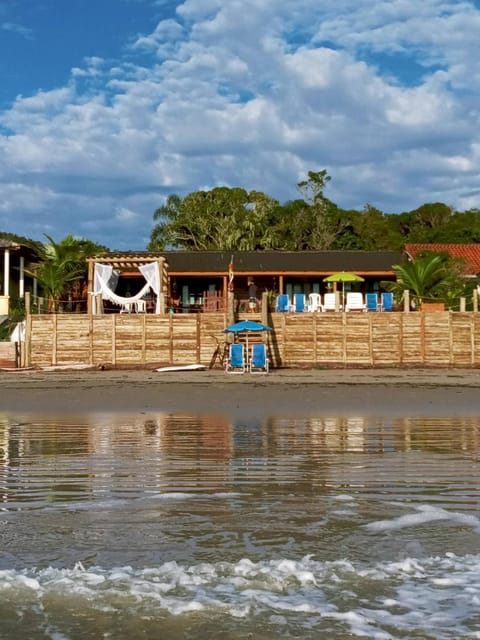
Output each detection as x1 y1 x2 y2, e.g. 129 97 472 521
292 293 305 312
381 292 394 311
365 293 379 312
249 343 269 374
120 301 134 313
323 292 342 311
225 343 246 374
307 292 322 312
345 292 366 312
275 294 290 312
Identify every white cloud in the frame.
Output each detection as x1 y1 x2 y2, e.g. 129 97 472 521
0 0 479 249
1 21 32 39
115 206 140 223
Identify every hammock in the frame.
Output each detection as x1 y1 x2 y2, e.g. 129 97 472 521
92 262 162 313
99 281 151 305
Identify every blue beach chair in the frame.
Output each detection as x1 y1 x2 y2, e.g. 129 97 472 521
249 343 269 374
275 294 290 312
366 293 379 311
225 343 246 374
293 293 305 312
381 292 394 311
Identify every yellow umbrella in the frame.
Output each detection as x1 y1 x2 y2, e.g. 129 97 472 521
323 272 365 307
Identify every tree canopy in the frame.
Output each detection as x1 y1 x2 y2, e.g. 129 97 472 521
26 234 108 312
149 171 479 251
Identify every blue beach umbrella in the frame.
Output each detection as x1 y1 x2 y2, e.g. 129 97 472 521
224 320 272 333
224 320 272 351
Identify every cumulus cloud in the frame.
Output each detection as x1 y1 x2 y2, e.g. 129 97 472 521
0 0 478 249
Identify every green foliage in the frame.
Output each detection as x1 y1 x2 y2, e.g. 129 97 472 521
0 231 43 253
148 188 280 251
26 234 107 312
147 171 480 252
381 253 467 310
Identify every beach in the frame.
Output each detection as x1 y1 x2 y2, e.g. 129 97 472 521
1 367 480 417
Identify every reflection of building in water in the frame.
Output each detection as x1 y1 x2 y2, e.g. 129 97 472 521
0 415 93 459
159 414 232 459
264 416 371 454
89 413 164 454
392 417 480 458
90 413 232 459
0 412 233 505
0 415 94 506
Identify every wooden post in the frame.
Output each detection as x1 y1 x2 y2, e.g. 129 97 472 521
52 314 57 366
169 314 174 364
142 314 147 366
404 290 410 312
196 314 201 364
87 260 94 314
159 258 167 315
111 315 116 367
228 291 235 325
261 291 268 325
261 291 269 344
460 296 466 312
95 294 103 314
89 311 94 366
25 291 31 368
473 289 478 313
335 290 341 312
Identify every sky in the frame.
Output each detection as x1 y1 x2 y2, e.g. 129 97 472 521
0 0 479 251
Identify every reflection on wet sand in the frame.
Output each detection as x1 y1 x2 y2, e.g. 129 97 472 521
1 412 480 509
2 413 480 460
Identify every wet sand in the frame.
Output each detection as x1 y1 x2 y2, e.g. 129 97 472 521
1 367 480 417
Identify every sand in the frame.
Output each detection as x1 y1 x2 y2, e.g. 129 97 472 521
0 367 479 417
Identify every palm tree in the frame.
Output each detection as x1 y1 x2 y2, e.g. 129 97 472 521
28 234 106 312
382 254 461 309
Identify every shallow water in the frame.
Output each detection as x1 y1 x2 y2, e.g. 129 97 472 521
1 412 480 639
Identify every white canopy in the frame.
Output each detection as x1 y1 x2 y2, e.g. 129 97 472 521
92 262 162 313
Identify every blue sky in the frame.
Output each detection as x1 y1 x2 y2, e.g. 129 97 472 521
0 0 479 250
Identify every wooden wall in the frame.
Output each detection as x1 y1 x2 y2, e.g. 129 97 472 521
25 311 480 369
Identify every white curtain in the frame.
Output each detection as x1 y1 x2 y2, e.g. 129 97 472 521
92 262 161 313
139 262 162 314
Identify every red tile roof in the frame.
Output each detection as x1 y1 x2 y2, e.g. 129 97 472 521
405 244 480 276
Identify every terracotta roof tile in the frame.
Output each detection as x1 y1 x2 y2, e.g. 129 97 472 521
405 244 480 275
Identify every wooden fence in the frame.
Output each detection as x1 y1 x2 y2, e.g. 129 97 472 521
23 311 480 369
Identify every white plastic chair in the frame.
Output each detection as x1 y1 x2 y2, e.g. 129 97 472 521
120 302 134 313
345 292 366 312
307 293 322 312
323 292 342 311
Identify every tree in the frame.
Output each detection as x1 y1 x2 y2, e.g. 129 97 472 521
27 234 107 312
149 194 183 250
432 208 480 243
381 253 466 310
294 170 347 250
148 188 279 251
353 205 404 250
388 203 454 243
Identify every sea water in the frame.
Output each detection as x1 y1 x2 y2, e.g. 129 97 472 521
1 412 480 639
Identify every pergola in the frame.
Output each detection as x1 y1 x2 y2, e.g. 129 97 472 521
86 254 168 314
